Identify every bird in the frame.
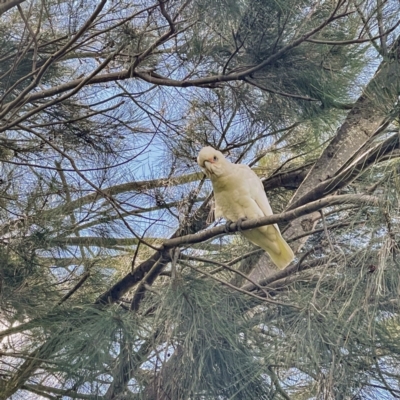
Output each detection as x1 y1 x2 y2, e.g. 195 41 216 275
197 146 294 269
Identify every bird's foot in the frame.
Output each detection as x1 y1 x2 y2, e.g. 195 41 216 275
236 217 248 232
224 219 233 233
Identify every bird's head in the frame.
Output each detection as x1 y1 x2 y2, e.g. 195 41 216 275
197 146 228 178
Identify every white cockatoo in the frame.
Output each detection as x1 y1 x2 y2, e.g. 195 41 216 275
197 146 294 269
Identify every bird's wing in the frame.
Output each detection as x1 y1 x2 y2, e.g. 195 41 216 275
236 164 274 217
233 165 294 269
214 200 224 219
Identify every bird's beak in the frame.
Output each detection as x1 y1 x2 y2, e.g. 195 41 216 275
203 159 214 171
201 160 214 176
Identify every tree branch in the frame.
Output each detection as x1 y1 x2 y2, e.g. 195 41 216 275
96 193 379 305
288 132 399 210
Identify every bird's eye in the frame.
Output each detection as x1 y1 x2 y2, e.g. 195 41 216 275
213 156 218 161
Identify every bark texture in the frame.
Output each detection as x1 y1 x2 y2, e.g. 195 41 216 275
248 38 400 282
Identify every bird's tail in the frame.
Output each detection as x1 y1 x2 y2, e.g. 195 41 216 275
243 226 294 270
264 233 294 270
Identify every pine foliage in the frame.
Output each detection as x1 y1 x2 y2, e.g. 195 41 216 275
0 0 400 399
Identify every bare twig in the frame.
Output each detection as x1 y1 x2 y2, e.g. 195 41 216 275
180 261 300 309
319 209 335 253
57 272 90 306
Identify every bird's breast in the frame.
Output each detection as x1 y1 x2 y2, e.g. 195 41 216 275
212 174 252 221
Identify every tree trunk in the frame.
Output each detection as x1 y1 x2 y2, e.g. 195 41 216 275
249 37 400 282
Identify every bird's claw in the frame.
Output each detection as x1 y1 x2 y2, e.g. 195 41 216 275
236 217 248 232
224 219 233 233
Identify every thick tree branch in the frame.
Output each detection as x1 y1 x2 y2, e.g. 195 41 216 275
0 0 26 16
288 132 399 210
164 194 379 249
0 1 352 120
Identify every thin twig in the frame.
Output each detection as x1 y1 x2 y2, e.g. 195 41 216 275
180 261 300 309
319 209 335 253
57 272 90 305
179 253 269 297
